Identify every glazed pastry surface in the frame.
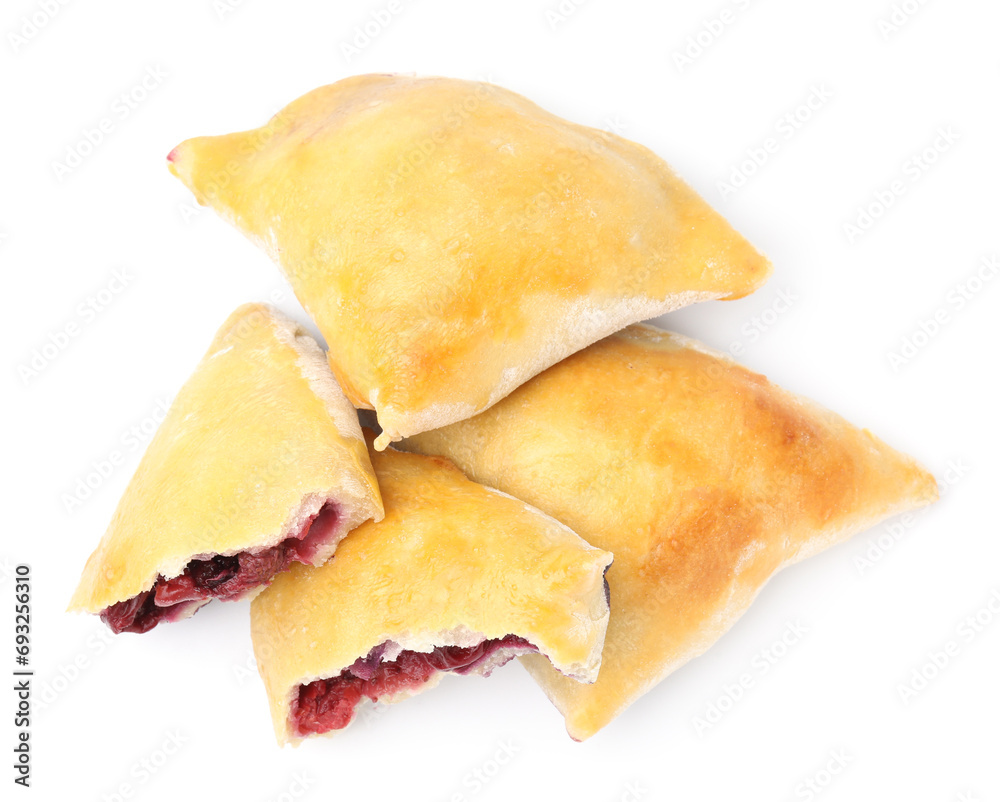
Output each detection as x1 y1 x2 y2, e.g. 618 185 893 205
404 323 938 740
168 74 771 447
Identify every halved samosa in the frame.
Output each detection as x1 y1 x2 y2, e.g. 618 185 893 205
403 323 938 740
69 304 383 633
250 433 612 745
167 74 771 449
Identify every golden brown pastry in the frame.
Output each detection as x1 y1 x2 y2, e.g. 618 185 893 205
167 74 771 449
403 323 938 740
68 304 383 633
250 433 613 745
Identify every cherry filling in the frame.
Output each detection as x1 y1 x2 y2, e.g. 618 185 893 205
100 503 341 634
291 635 537 736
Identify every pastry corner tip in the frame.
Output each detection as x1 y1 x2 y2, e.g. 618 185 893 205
164 136 211 197
373 429 397 452
165 140 186 180
917 463 941 506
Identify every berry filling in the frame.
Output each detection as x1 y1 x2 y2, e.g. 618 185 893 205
292 635 537 736
100 503 340 634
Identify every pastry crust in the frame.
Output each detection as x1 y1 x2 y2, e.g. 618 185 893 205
250 434 613 745
403 323 939 740
68 304 383 615
167 74 771 448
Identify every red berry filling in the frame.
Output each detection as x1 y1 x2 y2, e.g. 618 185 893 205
100 503 340 634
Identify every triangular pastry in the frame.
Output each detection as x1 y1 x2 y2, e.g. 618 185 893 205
250 433 613 744
168 74 771 449
403 323 938 739
69 304 383 633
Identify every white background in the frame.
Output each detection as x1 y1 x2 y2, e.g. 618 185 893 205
3 0 998 799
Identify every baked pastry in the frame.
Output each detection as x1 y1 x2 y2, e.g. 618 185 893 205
250 432 613 745
403 323 939 740
68 304 383 633
167 74 771 449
